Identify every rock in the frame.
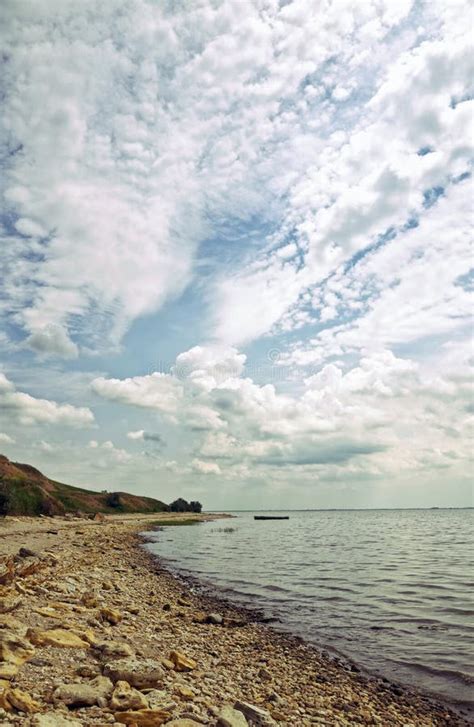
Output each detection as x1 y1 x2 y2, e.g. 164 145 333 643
0 559 15 585
164 721 206 727
205 613 223 625
18 547 38 558
81 591 100 608
110 680 149 711
0 664 18 680
100 607 123 625
4 687 41 713
0 630 35 667
15 558 44 578
114 708 171 725
0 593 22 614
27 628 90 649
104 659 164 688
34 607 66 620
76 664 100 677
53 675 113 707
146 690 175 710
233 701 277 726
161 657 175 670
0 614 28 635
0 687 9 711
169 650 197 672
33 713 83 727
258 667 272 681
175 684 194 701
95 640 134 659
217 706 249 727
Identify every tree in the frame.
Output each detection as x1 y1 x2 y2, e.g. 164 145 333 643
106 492 122 509
0 487 9 517
169 497 189 513
169 498 202 513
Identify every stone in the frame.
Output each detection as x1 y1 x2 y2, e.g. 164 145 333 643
0 592 22 614
0 615 28 634
161 657 175 670
169 650 197 672
0 687 10 711
104 659 164 688
110 680 149 711
53 675 113 707
76 664 100 677
0 630 35 666
34 607 65 619
258 667 272 681
164 721 206 727
217 706 249 727
18 547 38 558
95 640 134 659
81 591 99 608
114 709 171 725
27 628 90 649
33 712 83 726
206 613 223 625
233 701 277 726
15 558 44 578
100 607 123 624
146 689 175 710
0 559 15 585
0 664 18 680
175 684 194 701
4 687 41 713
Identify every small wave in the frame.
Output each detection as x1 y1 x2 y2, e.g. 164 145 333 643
394 661 474 686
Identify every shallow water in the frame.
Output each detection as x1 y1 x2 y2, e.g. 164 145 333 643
145 509 474 714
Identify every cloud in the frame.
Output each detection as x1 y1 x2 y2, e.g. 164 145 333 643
212 11 473 345
0 373 94 427
25 324 79 359
91 374 183 415
1 1 471 506
258 440 387 467
191 458 221 475
279 179 473 367
88 439 131 464
127 430 165 447
92 342 473 482
0 0 421 355
0 433 15 444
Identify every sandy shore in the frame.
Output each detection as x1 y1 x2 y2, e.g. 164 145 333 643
0 513 469 726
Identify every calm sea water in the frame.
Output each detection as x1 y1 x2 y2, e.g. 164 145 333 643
144 509 474 715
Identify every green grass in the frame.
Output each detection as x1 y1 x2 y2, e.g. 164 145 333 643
149 518 201 527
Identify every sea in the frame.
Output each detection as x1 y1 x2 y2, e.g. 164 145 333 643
144 509 474 717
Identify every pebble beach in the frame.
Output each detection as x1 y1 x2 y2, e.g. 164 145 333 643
0 514 469 727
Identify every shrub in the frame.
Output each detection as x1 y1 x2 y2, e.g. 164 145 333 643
169 498 203 513
0 487 9 517
106 492 122 509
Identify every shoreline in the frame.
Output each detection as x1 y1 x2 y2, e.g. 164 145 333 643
139 525 473 725
0 513 469 726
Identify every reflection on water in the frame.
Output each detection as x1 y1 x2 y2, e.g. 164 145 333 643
145 509 474 714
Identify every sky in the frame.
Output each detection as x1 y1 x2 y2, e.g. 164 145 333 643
0 0 472 510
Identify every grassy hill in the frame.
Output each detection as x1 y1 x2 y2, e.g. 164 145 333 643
0 454 169 516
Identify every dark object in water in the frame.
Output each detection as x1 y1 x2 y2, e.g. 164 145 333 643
254 515 289 520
